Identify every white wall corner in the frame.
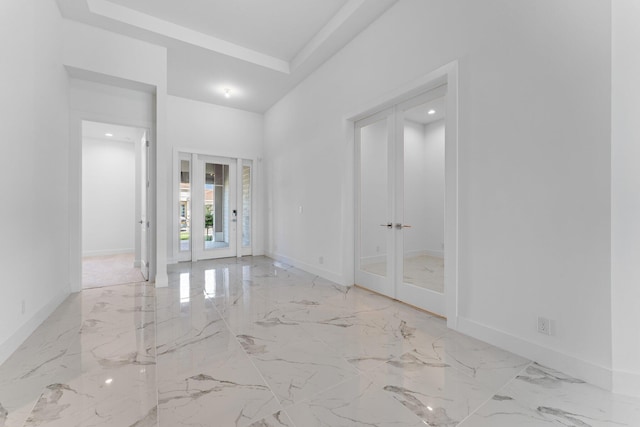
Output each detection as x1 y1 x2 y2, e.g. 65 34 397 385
456 316 613 393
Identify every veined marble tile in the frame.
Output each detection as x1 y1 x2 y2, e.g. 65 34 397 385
461 363 640 427
156 324 245 377
246 410 294 427
0 295 84 427
298 304 448 373
369 350 495 426
418 330 530 390
4 256 640 427
23 364 157 427
458 393 564 426
157 346 280 427
285 376 425 426
249 335 360 406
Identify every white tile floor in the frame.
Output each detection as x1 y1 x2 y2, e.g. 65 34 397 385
1 256 639 426
82 253 144 289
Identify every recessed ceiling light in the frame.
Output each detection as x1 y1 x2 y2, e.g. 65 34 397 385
105 133 113 137
224 88 231 98
427 109 436 115
105 378 113 385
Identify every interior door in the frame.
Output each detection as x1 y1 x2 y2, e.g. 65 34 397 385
193 155 237 260
355 86 448 317
355 109 395 298
395 89 447 315
139 133 149 280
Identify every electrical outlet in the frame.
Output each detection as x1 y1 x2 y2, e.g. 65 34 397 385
21 300 26 315
319 256 324 265
537 316 554 335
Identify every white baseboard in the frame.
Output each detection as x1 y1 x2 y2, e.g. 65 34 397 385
133 259 142 268
456 316 613 392
266 251 347 286
0 289 70 366
82 248 134 257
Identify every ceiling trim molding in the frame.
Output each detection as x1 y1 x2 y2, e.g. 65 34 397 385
291 0 364 72
87 0 291 74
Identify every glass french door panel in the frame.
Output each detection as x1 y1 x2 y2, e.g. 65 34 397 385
203 162 230 250
359 118 390 279
179 159 191 252
402 98 445 294
242 164 251 248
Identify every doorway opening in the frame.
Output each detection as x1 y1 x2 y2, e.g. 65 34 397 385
81 120 150 289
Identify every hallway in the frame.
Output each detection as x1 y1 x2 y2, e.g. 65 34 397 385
1 257 639 426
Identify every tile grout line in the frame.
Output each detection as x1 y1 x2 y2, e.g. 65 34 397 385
213 269 297 427
455 361 533 426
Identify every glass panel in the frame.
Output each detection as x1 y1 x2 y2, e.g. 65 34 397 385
204 162 230 250
359 118 388 278
403 99 445 293
179 159 191 252
242 165 251 248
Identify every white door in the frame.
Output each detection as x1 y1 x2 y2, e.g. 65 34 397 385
355 108 395 298
356 85 449 317
192 155 238 260
139 133 150 280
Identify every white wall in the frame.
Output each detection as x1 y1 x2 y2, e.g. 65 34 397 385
0 0 70 363
82 138 136 256
611 0 640 396
264 0 612 389
167 96 264 262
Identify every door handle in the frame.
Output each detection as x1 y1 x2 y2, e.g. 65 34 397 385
138 220 144 224
395 223 412 229
379 223 392 229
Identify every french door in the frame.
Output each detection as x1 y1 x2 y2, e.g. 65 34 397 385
355 85 450 317
177 153 254 261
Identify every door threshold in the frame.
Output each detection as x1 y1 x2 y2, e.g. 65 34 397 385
353 284 447 320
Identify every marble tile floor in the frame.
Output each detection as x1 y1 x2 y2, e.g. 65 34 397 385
82 253 145 289
1 255 639 426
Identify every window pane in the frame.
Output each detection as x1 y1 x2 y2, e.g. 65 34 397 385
359 118 388 278
242 165 251 248
204 162 230 250
179 159 191 252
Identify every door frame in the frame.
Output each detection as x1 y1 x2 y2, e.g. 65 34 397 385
70 112 155 292
172 148 259 263
348 61 459 328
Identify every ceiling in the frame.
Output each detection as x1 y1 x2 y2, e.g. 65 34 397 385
56 0 398 112
404 97 446 125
